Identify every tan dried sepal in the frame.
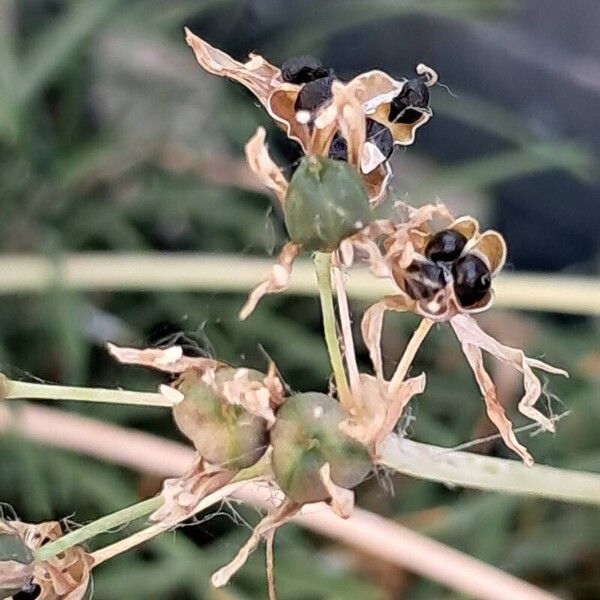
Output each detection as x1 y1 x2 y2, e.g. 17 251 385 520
239 242 301 320
107 343 223 374
150 455 236 526
450 313 568 462
245 127 288 206
211 499 300 588
221 367 284 425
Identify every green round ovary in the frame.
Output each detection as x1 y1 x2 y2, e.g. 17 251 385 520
270 392 372 504
173 369 268 469
284 156 372 252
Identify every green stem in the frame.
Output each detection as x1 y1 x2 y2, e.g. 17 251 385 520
379 435 600 506
33 496 163 561
314 252 351 407
1 375 172 407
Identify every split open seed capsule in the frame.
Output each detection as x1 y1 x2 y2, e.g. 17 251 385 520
270 393 372 504
294 75 335 114
173 368 268 469
284 156 372 251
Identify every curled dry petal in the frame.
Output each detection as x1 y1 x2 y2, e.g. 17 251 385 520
107 343 222 374
245 127 289 206
150 455 236 526
211 499 300 588
450 313 568 460
319 463 354 519
361 295 412 380
185 28 281 111
340 373 425 457
239 242 301 320
221 367 284 425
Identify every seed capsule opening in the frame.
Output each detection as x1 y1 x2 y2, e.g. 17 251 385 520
452 254 491 307
329 118 394 163
294 75 335 114
270 393 372 504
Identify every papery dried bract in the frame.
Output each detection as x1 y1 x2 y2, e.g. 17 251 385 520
107 343 222 374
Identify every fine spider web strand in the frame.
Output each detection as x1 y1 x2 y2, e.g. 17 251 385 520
439 409 571 455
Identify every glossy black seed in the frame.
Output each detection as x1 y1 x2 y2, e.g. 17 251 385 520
388 76 430 123
452 254 492 307
328 118 394 162
281 55 330 84
404 260 447 301
425 230 468 263
294 75 334 113
366 118 394 159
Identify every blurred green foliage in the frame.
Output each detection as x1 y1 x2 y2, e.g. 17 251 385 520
0 1 598 599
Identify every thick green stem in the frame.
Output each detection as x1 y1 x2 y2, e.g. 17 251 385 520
379 435 600 506
1 375 171 407
314 252 351 408
33 496 163 561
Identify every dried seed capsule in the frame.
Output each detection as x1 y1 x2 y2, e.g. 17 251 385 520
403 260 447 300
284 156 372 252
281 55 330 84
388 76 429 124
270 393 372 504
452 254 492 307
329 118 394 163
294 75 335 114
173 369 268 469
0 532 33 599
425 230 467 263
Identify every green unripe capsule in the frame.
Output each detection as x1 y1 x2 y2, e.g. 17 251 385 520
270 392 372 504
284 156 372 252
0 533 33 599
173 368 268 469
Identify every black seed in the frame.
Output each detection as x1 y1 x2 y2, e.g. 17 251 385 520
425 230 468 263
328 118 394 162
281 55 330 84
366 119 394 159
388 76 430 123
452 254 491 307
294 75 335 113
404 260 447 301
328 132 348 161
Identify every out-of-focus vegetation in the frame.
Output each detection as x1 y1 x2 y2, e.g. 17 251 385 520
0 1 598 598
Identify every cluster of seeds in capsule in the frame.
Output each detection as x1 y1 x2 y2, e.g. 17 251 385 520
280 55 429 165
404 230 492 308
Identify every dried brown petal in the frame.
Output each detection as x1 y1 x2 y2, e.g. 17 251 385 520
239 242 301 319
361 295 412 380
211 499 300 588
451 313 568 454
245 127 288 205
107 343 222 374
459 342 533 465
185 28 281 109
362 161 392 206
151 455 236 526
